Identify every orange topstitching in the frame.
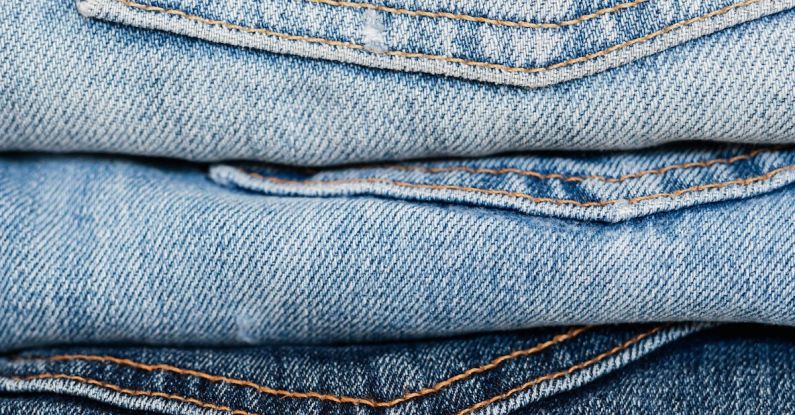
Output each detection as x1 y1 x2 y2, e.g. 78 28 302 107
115 0 764 74
456 325 665 415
36 326 589 408
387 147 775 183
305 0 647 29
11 326 664 415
248 163 795 208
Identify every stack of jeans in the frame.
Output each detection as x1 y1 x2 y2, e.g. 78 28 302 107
1 0 794 413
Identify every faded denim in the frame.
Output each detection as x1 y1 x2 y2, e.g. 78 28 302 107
1 145 793 350
1 0 794 164
2 0 795 412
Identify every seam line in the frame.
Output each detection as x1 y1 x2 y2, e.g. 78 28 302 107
387 147 775 183
246 163 795 208
9 373 258 415
115 0 764 74
456 325 665 415
8 327 662 415
34 327 588 408
306 0 646 29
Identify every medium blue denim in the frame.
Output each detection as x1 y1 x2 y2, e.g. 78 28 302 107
2 0 794 411
1 144 793 350
1 0 794 164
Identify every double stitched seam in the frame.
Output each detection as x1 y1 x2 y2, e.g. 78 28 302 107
456 325 665 415
9 373 258 415
387 147 776 183
11 326 660 415
245 163 795 208
33 327 588 408
116 0 764 74
306 0 646 29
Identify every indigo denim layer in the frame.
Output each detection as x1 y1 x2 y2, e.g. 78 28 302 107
0 324 707 415
0 145 793 349
514 325 795 415
1 325 793 414
1 0 794 164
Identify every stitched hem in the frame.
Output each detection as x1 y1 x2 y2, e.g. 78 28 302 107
111 0 764 74
243 163 795 208
457 325 664 415
3 325 702 415
6 374 256 415
24 327 590 408
79 0 792 87
385 147 779 183
306 0 647 29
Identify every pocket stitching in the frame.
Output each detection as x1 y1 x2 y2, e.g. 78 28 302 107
387 147 774 183
114 0 764 74
11 326 663 415
25 327 588 408
456 325 665 415
306 0 646 29
243 163 795 208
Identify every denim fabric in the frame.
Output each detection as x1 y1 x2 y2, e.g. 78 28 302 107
3 0 794 412
2 0 794 164
213 144 795 222
0 396 158 415
2 324 792 415
77 0 793 87
520 324 795 415
1 146 793 350
0 324 706 415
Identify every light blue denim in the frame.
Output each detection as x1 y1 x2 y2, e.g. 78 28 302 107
77 0 792 87
1 0 794 164
1 144 793 350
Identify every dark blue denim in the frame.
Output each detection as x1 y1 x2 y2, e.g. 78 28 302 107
519 324 795 414
1 324 792 414
0 395 159 415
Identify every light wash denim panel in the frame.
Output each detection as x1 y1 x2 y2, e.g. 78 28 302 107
0 324 710 415
0 0 793 165
1 145 793 349
1 324 794 415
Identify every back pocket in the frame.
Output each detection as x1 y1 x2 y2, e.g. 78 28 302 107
210 144 795 222
76 0 795 87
